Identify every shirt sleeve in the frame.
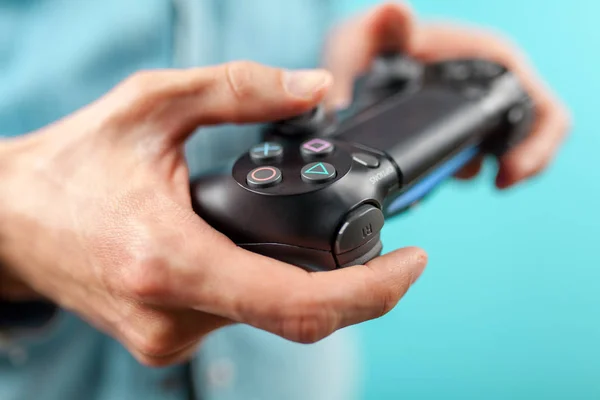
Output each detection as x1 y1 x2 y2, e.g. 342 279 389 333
0 300 58 332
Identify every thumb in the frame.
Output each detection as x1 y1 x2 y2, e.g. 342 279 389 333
183 239 428 343
138 208 428 344
235 246 428 343
104 61 333 144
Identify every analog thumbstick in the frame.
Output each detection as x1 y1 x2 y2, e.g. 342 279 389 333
268 105 328 136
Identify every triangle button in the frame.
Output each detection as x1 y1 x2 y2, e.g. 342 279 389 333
305 162 330 175
301 162 336 183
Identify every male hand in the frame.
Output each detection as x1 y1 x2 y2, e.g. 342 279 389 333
324 2 571 189
0 62 427 366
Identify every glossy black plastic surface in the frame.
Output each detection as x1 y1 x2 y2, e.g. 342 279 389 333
191 54 535 271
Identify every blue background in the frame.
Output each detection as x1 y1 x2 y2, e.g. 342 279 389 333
1 1 597 399
339 1 600 399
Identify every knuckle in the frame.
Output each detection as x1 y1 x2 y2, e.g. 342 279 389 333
120 70 169 111
129 315 178 359
135 354 167 368
124 70 158 96
123 253 170 300
277 304 334 344
364 265 402 319
363 260 414 318
136 335 173 359
224 60 260 100
377 287 399 318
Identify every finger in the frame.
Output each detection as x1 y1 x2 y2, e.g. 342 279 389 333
114 203 426 344
323 2 416 108
193 241 427 344
106 62 333 144
411 23 571 187
454 155 484 180
119 305 231 367
127 336 201 367
495 102 570 188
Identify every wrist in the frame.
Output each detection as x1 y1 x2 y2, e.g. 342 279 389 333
0 135 24 228
0 266 40 301
0 136 42 301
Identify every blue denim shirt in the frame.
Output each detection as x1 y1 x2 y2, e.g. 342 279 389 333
0 1 361 399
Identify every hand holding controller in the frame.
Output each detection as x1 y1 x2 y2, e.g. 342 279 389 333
191 53 535 271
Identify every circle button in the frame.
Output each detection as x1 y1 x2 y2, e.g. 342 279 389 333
301 162 336 184
249 142 283 163
247 166 282 188
300 138 334 158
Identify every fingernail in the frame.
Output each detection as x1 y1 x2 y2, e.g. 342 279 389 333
284 69 331 99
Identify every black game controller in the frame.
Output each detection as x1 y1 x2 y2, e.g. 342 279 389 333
190 53 535 271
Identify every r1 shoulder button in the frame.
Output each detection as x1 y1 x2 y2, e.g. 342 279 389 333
335 204 385 254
